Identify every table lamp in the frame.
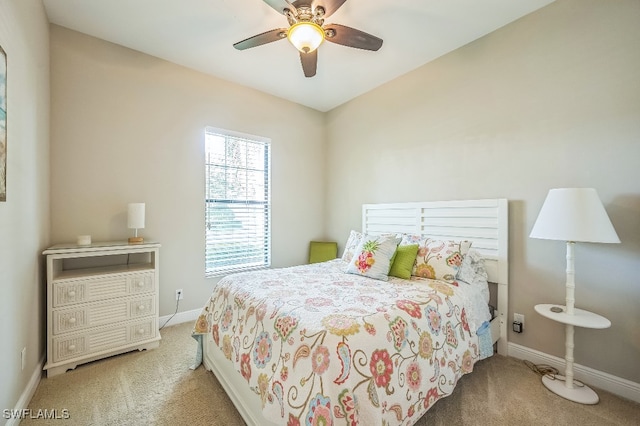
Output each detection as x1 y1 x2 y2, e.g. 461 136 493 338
530 188 619 404
127 203 145 244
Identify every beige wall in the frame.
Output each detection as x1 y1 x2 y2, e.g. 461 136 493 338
6 0 638 413
0 0 50 417
326 0 640 382
49 26 326 316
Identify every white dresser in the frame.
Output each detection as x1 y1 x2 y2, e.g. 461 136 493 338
43 241 161 377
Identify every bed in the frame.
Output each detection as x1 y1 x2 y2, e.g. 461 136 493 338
192 199 508 425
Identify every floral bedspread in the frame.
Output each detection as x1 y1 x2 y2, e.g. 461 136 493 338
193 260 486 426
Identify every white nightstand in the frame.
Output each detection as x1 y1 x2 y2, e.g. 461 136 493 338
534 304 610 404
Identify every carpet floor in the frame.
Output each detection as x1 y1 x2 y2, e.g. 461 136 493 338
24 322 640 425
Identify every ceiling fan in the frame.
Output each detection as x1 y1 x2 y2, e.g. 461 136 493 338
233 0 383 77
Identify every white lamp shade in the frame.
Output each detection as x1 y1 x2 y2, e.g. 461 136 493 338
127 203 145 229
530 188 619 243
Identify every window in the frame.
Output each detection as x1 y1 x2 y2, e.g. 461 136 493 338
205 127 271 276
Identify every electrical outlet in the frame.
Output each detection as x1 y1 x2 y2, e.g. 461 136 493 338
21 347 26 371
175 289 183 301
514 313 525 331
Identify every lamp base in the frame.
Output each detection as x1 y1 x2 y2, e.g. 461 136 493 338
542 374 599 404
128 237 144 244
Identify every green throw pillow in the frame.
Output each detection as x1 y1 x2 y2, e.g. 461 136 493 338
389 244 419 280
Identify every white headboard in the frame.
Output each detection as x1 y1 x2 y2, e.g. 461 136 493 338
362 199 508 285
362 199 509 354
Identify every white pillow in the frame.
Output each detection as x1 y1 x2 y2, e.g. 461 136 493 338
345 234 400 281
341 230 362 263
456 249 487 285
455 249 491 330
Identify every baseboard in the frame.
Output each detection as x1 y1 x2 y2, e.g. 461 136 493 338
158 308 201 329
508 342 640 403
5 355 45 426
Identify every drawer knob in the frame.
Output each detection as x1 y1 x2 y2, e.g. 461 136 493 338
68 344 76 351
138 305 145 311
68 290 76 297
138 328 145 335
68 318 76 324
137 281 144 288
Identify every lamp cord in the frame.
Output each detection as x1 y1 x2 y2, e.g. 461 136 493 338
524 360 585 388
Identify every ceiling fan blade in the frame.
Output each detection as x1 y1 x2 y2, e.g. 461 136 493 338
324 24 383 51
263 0 295 15
233 28 288 50
300 50 317 77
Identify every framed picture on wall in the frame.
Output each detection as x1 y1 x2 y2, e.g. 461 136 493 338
0 44 6 201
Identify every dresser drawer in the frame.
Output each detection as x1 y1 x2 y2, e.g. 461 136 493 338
52 272 155 307
52 295 155 335
129 320 156 342
51 317 158 363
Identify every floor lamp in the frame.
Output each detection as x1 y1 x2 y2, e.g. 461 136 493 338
529 188 620 404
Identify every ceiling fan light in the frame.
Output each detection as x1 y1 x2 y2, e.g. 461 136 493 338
287 22 325 53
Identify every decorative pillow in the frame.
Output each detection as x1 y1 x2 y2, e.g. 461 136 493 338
388 244 419 280
456 249 491 328
456 248 488 285
401 236 471 282
346 234 400 281
399 233 423 245
341 230 362 263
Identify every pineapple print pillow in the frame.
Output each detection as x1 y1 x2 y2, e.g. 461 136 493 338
345 234 400 281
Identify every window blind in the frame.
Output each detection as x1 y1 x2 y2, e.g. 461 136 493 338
205 127 271 276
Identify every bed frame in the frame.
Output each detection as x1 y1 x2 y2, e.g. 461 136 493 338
202 198 509 425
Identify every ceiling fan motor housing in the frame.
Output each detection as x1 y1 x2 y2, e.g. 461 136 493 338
285 6 325 27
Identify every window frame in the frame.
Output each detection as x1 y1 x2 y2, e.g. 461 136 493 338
204 126 271 277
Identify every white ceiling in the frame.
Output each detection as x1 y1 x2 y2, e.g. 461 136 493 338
42 0 555 112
